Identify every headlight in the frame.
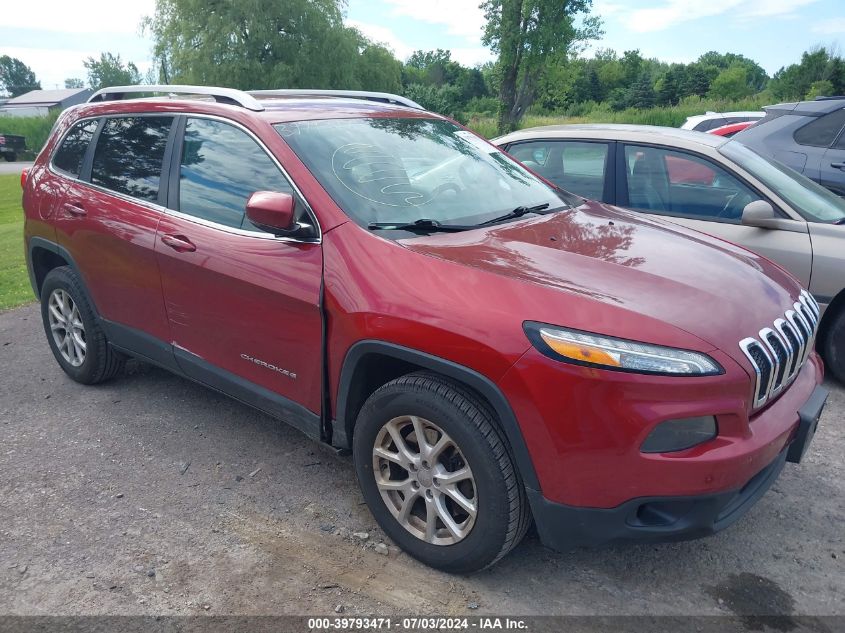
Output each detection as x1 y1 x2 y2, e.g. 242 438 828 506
524 322 724 376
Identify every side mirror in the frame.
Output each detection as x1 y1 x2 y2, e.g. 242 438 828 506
246 191 295 234
741 200 778 229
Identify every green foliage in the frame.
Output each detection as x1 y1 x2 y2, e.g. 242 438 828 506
64 78 85 89
806 80 834 100
0 114 58 154
708 64 753 100
481 0 603 133
769 47 844 100
0 174 31 310
84 53 142 90
0 56 41 97
146 0 396 92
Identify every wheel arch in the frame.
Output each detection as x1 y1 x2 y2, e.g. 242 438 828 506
818 288 845 351
28 237 78 299
333 340 540 491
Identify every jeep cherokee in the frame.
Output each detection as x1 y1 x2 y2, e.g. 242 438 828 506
22 85 827 573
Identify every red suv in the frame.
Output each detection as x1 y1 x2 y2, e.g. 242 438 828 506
22 86 827 573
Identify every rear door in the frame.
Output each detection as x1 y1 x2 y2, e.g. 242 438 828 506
793 106 845 187
820 124 845 196
154 116 324 435
53 115 175 357
619 142 813 285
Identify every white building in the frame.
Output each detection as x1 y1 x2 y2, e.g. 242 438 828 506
0 88 93 117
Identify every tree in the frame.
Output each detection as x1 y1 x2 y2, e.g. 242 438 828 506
84 53 142 90
708 64 752 100
64 78 85 89
481 0 602 133
656 67 680 106
0 55 41 97
626 74 655 109
355 44 402 93
144 0 393 90
806 80 834 100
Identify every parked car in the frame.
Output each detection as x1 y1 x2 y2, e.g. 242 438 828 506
681 111 764 133
23 86 826 572
733 97 845 196
0 133 26 161
495 124 845 382
708 120 755 138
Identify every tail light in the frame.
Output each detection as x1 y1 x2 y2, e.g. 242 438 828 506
21 168 29 190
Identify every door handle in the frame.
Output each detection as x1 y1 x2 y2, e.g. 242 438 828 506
161 233 197 253
62 202 86 217
831 162 845 170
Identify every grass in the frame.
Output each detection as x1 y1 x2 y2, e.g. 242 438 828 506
0 173 32 310
0 113 57 158
465 95 773 138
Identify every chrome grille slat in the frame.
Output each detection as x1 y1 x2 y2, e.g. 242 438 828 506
739 295 818 409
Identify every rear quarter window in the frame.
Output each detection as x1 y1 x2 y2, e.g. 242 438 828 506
793 108 845 147
52 119 99 177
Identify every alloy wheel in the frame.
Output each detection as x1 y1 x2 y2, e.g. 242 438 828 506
372 415 477 545
48 289 86 367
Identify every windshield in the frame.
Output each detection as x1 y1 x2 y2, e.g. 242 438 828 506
276 117 569 234
719 140 845 223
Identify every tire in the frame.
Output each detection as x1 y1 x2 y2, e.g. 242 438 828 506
40 266 124 384
352 372 530 573
3 153 15 162
822 307 845 383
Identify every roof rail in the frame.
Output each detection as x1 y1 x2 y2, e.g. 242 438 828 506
248 89 424 110
87 85 265 111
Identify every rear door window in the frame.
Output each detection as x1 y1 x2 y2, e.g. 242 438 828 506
177 117 293 230
794 108 845 147
90 116 174 203
508 140 608 200
52 119 99 177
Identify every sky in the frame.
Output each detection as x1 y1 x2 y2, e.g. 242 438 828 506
1 0 844 91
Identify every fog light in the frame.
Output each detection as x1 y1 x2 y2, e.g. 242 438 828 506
640 416 717 453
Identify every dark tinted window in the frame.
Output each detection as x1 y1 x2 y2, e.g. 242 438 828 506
53 119 99 177
178 118 292 230
794 108 845 147
91 116 174 202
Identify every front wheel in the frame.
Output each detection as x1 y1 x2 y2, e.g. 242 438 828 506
352 373 530 573
3 153 15 162
822 307 845 383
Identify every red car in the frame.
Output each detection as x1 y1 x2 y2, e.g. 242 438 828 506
22 86 827 572
708 120 755 137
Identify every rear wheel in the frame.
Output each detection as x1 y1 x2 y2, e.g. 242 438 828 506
3 153 15 162
822 307 845 383
40 267 124 384
352 373 529 573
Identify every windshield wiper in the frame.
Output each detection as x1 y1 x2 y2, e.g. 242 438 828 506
368 218 470 233
474 203 553 227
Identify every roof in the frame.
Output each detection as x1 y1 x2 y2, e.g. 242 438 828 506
6 88 92 106
493 123 729 149
69 95 438 125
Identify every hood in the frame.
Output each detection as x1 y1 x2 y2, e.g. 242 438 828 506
401 200 802 359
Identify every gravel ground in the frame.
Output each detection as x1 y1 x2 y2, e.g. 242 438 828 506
0 303 843 617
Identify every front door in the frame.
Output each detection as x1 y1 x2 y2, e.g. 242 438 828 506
620 143 813 286
154 116 324 435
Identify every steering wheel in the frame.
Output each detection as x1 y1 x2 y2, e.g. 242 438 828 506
718 191 753 220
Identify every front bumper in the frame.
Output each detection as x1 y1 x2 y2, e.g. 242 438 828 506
528 383 828 551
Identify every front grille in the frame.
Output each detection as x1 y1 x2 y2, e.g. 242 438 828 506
739 290 819 409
